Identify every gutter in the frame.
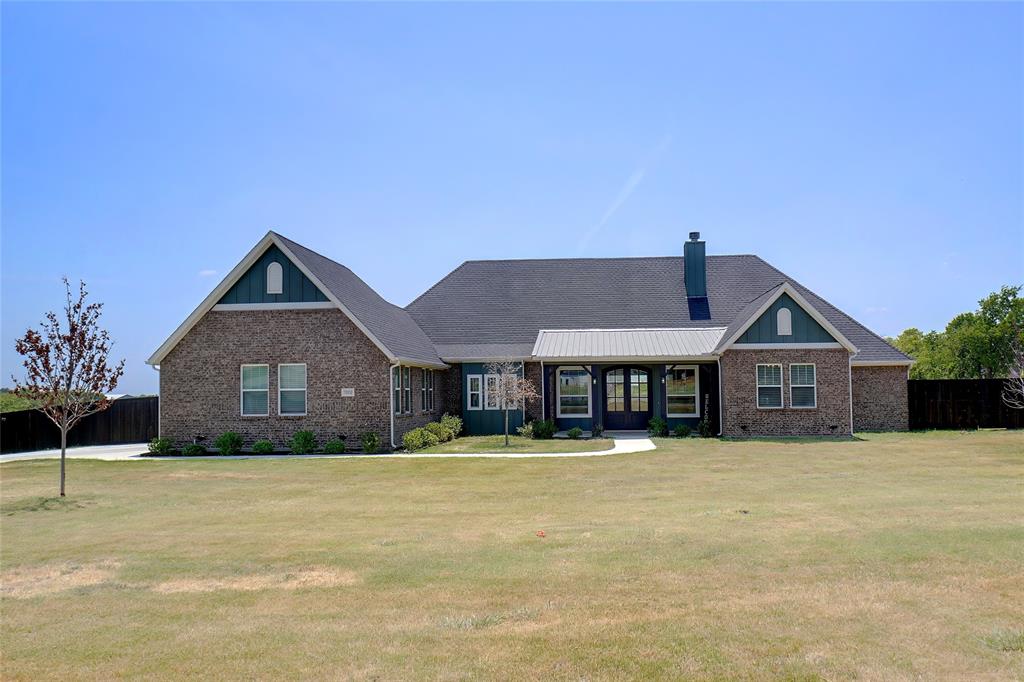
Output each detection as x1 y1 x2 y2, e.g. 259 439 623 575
389 362 399 449
716 356 723 437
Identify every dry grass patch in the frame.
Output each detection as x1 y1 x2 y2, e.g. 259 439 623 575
1 560 122 599
152 567 359 593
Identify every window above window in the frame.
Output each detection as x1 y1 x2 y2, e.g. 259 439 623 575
666 365 698 417
266 262 283 295
241 364 269 416
557 366 591 418
279 363 307 416
756 363 783 409
790 363 817 409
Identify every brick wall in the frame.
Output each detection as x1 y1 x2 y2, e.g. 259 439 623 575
852 365 909 431
524 362 543 421
720 348 852 437
160 309 446 450
443 363 463 417
393 365 449 443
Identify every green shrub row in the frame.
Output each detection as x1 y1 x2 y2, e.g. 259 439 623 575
147 430 387 456
402 413 463 452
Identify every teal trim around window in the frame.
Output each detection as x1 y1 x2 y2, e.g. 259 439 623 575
736 293 836 344
218 245 329 304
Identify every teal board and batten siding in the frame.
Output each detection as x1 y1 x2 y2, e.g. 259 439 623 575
218 245 330 305
460 363 525 436
736 293 836 344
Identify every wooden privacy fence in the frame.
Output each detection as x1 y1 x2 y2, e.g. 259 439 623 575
908 379 1023 430
0 396 158 454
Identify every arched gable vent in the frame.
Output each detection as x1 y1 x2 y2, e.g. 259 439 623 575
777 307 792 336
266 262 283 295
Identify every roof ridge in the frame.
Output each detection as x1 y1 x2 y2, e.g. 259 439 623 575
457 254 754 264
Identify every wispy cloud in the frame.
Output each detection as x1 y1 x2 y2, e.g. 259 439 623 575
577 134 674 254
198 269 218 278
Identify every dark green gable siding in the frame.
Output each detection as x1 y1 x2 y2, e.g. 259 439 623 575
736 293 836 344
218 245 329 304
461 363 525 436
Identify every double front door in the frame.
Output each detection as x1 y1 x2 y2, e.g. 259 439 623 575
603 367 651 430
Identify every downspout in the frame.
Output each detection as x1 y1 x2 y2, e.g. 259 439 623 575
848 354 854 436
389 362 399 448
716 356 723 436
540 361 545 421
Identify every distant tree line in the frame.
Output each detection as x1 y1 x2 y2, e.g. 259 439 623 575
889 285 1023 380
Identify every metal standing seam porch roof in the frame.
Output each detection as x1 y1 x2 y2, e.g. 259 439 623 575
532 328 728 360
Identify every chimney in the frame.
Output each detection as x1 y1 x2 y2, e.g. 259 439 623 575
684 231 707 298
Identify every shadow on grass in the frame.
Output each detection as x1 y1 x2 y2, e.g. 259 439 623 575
3 496 91 515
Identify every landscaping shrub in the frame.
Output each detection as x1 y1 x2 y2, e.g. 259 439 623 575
591 423 603 438
516 422 534 438
566 426 583 440
147 437 173 455
648 417 668 437
213 431 243 456
322 438 346 454
360 432 381 454
440 413 463 437
698 413 713 438
289 430 317 454
182 443 207 456
532 419 557 439
402 427 440 452
252 439 275 454
673 424 692 438
424 421 453 443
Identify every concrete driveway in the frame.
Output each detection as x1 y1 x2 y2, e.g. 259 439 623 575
0 443 148 463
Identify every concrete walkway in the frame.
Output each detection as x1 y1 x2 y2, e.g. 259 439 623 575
0 433 656 462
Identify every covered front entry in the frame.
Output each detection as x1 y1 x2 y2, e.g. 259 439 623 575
603 366 652 430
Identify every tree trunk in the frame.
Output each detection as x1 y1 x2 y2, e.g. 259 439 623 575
60 423 67 497
504 410 509 447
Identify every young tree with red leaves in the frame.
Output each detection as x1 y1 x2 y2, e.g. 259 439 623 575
12 278 125 496
484 359 540 446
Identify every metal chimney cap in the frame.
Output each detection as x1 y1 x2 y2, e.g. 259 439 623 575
688 231 701 241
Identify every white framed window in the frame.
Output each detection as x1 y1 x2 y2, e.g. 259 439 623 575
266 262 283 295
402 366 411 413
467 374 482 411
790 363 817 408
484 374 501 410
240 364 269 416
777 307 792 336
666 365 699 417
278 363 307 416
556 366 591 417
421 369 435 411
393 366 402 415
756 364 783 409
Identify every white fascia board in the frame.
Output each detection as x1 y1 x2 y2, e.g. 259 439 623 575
851 359 915 367
718 283 859 354
212 302 336 311
147 233 277 365
531 355 718 363
731 342 844 350
440 356 531 364
147 232 408 366
394 356 449 369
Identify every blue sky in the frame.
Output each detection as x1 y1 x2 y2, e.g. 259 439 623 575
2 2 1021 394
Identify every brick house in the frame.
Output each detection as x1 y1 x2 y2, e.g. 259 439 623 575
148 231 912 448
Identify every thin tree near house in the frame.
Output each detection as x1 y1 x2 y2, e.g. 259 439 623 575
12 278 125 497
484 359 540 446
1001 326 1024 410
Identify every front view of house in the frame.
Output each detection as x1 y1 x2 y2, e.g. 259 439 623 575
148 231 912 448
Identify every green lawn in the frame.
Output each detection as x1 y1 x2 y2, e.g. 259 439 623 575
418 434 614 453
2 431 1022 680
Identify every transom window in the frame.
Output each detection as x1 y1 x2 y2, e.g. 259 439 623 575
666 365 698 417
756 364 783 409
241 364 269 416
790 364 817 408
557 366 591 417
278 363 307 416
266 261 283 295
467 374 482 411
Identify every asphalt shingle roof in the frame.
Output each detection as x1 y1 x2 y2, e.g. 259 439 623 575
275 233 444 366
406 255 911 364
